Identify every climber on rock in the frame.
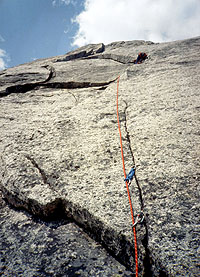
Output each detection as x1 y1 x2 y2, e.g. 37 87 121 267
133 52 148 64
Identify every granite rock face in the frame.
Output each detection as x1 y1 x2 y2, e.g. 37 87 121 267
0 38 199 276
0 193 132 276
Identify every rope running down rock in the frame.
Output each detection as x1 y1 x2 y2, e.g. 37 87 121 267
116 76 139 276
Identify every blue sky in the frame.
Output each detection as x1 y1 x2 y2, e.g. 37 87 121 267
0 0 200 70
0 0 84 69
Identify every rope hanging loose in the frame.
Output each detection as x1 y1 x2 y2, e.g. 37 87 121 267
116 76 139 277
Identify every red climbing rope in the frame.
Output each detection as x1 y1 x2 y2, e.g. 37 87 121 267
116 76 139 277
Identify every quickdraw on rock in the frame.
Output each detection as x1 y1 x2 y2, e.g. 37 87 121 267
124 167 136 184
133 212 145 227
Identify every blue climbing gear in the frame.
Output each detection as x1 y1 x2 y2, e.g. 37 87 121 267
124 167 135 183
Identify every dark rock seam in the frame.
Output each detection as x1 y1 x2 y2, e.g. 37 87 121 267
0 78 117 98
0 65 56 97
0 184 138 273
56 43 105 62
123 101 153 276
42 65 56 82
82 53 135 64
25 155 50 188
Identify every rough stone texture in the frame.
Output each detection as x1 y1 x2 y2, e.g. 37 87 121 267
0 193 132 276
0 37 199 276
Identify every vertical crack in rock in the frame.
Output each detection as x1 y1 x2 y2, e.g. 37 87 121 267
124 101 144 209
123 101 153 276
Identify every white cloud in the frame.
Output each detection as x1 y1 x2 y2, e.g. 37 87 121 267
52 0 77 6
0 35 5 43
64 27 70 34
0 49 7 71
73 0 200 47
61 0 76 5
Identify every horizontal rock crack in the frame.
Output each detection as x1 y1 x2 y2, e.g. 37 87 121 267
0 65 56 97
0 185 137 273
0 78 117 97
39 79 117 89
83 53 134 64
